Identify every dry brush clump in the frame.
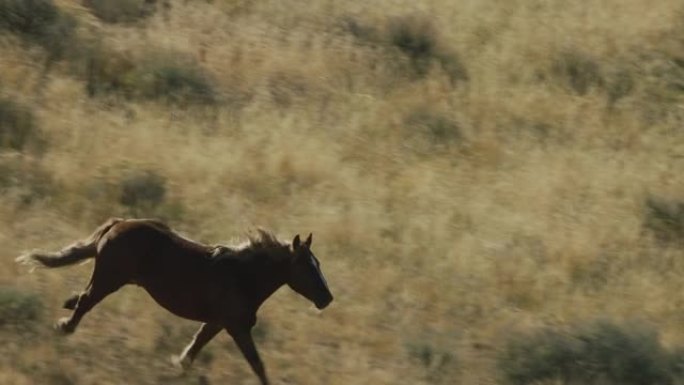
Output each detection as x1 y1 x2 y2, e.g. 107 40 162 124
81 166 184 221
386 15 467 82
0 157 55 206
643 196 684 245
83 47 218 105
403 107 463 152
341 13 468 83
551 49 605 96
0 286 42 327
84 0 157 24
0 0 217 106
405 336 458 384
498 320 681 385
0 0 76 60
0 98 45 153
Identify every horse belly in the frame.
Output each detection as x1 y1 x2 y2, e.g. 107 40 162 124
141 280 215 322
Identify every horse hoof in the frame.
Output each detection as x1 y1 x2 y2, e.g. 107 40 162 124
171 355 192 371
54 318 75 335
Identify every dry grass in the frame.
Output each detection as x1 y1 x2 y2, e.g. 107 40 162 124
1 0 684 384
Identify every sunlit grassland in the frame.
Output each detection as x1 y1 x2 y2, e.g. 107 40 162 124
1 0 684 384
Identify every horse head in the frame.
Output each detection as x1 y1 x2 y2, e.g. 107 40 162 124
286 233 333 310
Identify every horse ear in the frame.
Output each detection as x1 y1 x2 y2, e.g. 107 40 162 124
292 234 301 249
304 233 312 248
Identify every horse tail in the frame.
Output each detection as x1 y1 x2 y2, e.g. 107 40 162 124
16 218 123 268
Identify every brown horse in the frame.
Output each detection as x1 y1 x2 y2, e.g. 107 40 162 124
16 218 333 385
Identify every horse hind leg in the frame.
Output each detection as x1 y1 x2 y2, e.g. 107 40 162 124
56 262 126 334
63 266 98 310
56 283 123 334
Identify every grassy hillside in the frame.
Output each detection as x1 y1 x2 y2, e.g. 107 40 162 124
1 0 684 384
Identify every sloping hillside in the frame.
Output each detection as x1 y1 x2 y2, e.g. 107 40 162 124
1 1 684 384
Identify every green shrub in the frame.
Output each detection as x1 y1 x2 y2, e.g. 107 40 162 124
341 15 468 84
84 0 153 23
552 50 604 95
83 166 182 221
643 197 684 244
83 49 217 105
0 0 58 38
83 45 137 97
404 109 462 153
407 342 453 368
435 51 468 83
0 99 45 153
0 0 76 59
119 169 167 214
0 158 54 205
605 67 635 105
407 341 454 381
386 15 467 82
339 15 380 44
130 62 217 104
498 320 676 385
387 16 438 76
637 51 684 123
0 286 43 326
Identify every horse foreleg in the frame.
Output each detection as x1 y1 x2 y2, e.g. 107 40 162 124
63 293 80 310
229 329 269 385
172 323 222 369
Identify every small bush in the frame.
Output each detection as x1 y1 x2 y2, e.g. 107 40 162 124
0 0 58 38
637 50 684 123
405 336 459 384
131 62 217 104
84 0 154 23
83 44 137 97
339 15 380 43
119 169 167 213
388 16 438 77
0 158 54 205
0 0 76 59
552 50 604 95
499 328 581 385
0 99 45 153
644 197 684 244
435 51 468 83
0 286 43 326
605 67 635 104
386 15 467 82
341 15 467 83
406 341 455 383
84 167 182 220
404 109 462 152
84 49 217 105
498 320 676 385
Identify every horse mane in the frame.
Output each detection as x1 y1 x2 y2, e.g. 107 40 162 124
210 228 287 260
246 228 285 250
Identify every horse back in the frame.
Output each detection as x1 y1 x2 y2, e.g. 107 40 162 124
97 219 232 321
98 219 213 277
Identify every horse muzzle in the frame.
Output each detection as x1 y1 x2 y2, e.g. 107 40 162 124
315 294 333 310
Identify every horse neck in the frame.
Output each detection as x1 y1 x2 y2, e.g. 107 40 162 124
243 247 291 310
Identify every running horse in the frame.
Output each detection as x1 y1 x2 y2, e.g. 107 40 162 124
16 218 333 385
